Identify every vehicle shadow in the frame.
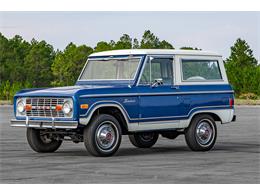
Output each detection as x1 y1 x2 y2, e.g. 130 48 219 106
51 141 260 157
115 146 190 157
52 145 191 157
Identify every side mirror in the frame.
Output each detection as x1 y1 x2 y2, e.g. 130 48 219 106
151 78 163 88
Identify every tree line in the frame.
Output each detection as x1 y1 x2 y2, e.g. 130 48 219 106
0 30 259 101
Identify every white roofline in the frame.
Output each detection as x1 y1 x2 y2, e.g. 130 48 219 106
89 49 221 57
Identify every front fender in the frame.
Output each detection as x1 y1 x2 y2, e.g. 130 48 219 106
79 101 130 127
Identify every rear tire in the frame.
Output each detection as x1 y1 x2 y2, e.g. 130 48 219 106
83 114 122 157
185 114 217 151
26 128 62 153
129 132 159 148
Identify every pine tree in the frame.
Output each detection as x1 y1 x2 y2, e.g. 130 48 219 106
226 38 257 67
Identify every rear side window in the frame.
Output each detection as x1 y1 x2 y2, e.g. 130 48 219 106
181 59 222 81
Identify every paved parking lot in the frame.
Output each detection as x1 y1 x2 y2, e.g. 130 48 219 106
0 106 259 183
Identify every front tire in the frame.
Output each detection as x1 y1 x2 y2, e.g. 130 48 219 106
185 114 217 151
83 114 122 157
129 132 159 148
26 128 62 153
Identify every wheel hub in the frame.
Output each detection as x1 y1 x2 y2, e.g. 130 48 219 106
196 120 213 145
96 123 116 150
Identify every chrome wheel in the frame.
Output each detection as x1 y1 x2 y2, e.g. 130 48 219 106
95 121 119 151
195 119 215 146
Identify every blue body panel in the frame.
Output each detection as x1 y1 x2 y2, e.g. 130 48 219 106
14 83 233 123
14 53 234 126
77 84 233 123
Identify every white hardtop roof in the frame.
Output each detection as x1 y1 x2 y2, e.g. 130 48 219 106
89 49 221 57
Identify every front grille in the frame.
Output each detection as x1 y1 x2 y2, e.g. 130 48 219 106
26 98 65 118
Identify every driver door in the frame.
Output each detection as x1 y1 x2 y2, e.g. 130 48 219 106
137 56 181 126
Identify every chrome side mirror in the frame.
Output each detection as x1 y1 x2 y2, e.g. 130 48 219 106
151 78 163 88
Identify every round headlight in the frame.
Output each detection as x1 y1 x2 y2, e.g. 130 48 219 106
62 101 72 115
17 100 25 113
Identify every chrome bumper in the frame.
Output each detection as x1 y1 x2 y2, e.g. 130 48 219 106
10 118 78 129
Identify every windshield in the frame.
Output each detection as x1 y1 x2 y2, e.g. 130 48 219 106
79 57 141 80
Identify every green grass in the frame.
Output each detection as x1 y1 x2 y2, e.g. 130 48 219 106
0 100 12 105
235 99 260 105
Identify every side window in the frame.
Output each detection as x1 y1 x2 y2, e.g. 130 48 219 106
181 59 222 81
139 57 173 85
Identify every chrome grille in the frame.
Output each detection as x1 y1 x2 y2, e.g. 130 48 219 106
26 98 65 118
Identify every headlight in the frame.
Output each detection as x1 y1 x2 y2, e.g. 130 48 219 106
16 98 26 116
62 100 73 117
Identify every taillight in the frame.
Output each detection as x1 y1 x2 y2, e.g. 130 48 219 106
229 98 234 108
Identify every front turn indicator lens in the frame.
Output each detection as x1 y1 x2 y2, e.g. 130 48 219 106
25 104 32 111
55 104 63 111
80 104 89 109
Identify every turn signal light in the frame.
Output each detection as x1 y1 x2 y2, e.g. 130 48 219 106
25 104 32 111
55 105 63 111
80 104 89 109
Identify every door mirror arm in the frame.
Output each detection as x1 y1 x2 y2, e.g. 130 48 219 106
151 79 163 88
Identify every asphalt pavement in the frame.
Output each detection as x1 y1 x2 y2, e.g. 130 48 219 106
0 106 259 183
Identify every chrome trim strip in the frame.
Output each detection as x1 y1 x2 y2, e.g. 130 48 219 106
128 109 233 132
79 100 231 120
79 102 130 125
26 116 29 127
10 119 78 129
79 90 234 98
79 104 233 131
52 117 55 129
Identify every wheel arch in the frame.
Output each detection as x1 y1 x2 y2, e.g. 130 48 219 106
191 112 222 123
181 109 233 128
79 103 130 134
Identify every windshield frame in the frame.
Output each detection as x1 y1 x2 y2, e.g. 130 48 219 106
77 55 144 82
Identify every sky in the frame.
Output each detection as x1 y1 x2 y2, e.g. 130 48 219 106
0 11 259 60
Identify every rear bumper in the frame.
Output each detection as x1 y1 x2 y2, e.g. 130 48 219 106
10 118 78 129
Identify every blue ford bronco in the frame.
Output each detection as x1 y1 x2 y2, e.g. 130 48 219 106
11 49 236 157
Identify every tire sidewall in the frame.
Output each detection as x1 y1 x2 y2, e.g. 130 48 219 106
185 114 217 151
26 128 62 153
84 114 122 157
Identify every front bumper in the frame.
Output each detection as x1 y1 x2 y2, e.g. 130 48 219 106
10 118 78 129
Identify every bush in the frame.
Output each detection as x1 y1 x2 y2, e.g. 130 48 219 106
0 81 30 102
239 93 258 100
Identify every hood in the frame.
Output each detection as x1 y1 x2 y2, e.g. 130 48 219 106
16 86 82 97
15 84 127 98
